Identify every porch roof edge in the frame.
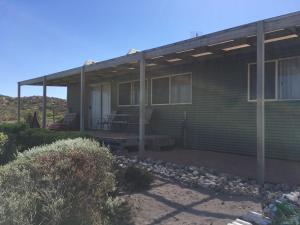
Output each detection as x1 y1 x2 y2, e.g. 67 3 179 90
19 10 300 86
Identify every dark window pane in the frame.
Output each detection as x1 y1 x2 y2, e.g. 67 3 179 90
171 74 192 103
118 83 131 105
278 57 300 99
152 77 169 104
249 62 276 100
132 81 148 105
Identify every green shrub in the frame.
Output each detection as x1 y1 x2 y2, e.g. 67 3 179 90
273 202 300 225
123 166 154 191
0 122 28 135
0 138 116 225
0 132 7 147
102 197 133 225
18 128 89 152
0 132 17 165
0 122 28 151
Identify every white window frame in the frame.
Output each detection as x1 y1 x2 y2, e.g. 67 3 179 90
117 79 149 107
247 59 278 102
151 72 193 106
276 56 300 101
248 55 300 102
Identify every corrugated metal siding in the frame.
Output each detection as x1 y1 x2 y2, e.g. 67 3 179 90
67 83 80 114
67 54 300 161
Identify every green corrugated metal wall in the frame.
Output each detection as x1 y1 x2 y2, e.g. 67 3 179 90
67 53 300 161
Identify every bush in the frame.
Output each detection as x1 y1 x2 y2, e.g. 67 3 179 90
0 122 28 135
123 166 154 191
0 138 116 225
102 197 133 225
0 132 17 165
17 128 89 152
0 132 7 147
0 122 28 154
273 202 300 225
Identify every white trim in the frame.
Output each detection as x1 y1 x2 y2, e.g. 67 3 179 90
247 60 277 102
247 55 300 102
151 72 193 105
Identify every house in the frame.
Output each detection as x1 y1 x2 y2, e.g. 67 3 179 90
18 11 300 183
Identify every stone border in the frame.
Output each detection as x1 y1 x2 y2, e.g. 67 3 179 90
115 155 300 224
115 156 297 198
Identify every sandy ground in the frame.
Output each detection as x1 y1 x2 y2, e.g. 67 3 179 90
125 178 262 225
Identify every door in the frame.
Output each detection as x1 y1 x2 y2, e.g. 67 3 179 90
89 83 111 129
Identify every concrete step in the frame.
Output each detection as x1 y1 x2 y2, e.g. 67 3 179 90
227 211 271 225
242 211 271 225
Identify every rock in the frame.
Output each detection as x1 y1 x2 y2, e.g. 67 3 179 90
192 170 199 176
283 191 300 203
114 154 300 223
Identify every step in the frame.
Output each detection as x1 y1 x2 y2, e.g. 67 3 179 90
242 211 271 225
227 219 252 225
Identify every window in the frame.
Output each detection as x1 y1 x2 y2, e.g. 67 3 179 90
118 82 131 105
151 73 192 105
249 62 276 100
171 74 192 103
132 80 148 105
278 57 300 100
152 77 170 104
118 80 148 106
248 56 300 101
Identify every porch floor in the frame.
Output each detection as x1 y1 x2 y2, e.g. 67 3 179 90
129 149 300 185
85 130 175 151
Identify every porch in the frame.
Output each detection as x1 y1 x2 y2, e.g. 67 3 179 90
86 130 175 151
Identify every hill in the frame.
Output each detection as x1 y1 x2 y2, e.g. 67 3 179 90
0 95 67 123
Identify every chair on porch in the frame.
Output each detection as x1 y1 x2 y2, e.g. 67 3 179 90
127 107 154 133
48 113 79 131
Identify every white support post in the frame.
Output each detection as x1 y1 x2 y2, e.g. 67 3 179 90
42 76 47 128
80 66 85 132
139 52 146 157
256 21 265 185
17 83 21 123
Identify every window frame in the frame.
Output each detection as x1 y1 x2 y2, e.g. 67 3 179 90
117 79 149 107
151 72 193 106
277 56 300 101
131 79 149 106
247 59 278 102
117 81 133 106
248 55 300 102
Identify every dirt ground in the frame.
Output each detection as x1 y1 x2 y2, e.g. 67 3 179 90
125 178 262 225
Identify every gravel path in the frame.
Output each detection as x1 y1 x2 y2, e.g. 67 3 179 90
125 178 262 225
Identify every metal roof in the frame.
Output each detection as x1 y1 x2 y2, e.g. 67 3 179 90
19 11 300 86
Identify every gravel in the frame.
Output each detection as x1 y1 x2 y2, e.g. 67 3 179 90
115 155 297 198
115 155 300 223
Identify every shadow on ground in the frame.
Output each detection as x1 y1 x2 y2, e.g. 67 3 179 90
124 178 262 225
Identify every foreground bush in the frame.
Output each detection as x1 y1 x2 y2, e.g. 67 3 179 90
0 138 116 225
123 166 154 191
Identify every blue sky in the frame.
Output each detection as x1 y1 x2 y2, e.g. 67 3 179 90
1 0 300 99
